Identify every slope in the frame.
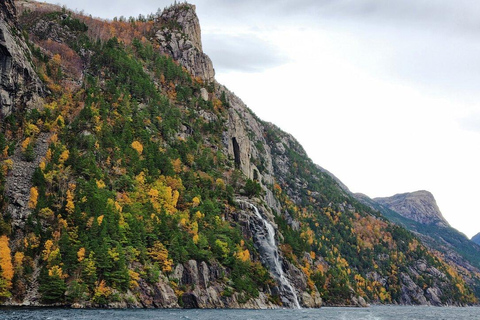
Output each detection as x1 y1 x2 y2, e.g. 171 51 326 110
356 192 480 297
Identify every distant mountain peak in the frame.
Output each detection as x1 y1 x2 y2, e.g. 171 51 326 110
472 233 480 246
374 190 449 227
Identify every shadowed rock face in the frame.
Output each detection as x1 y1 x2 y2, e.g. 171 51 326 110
0 0 43 118
472 233 480 246
156 4 215 82
374 190 449 227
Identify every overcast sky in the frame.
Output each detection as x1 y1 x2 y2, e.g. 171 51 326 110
41 0 480 239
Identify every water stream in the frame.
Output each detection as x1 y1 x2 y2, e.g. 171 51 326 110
240 201 301 309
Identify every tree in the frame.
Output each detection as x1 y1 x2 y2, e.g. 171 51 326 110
28 187 39 209
39 266 66 303
0 236 13 298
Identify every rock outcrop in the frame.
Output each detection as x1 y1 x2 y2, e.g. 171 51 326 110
0 0 43 118
171 259 277 309
156 4 214 82
374 190 449 227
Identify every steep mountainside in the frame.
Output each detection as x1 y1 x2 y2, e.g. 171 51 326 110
472 233 480 246
357 192 480 297
0 0 478 308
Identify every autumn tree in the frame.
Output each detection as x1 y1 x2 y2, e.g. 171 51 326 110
0 236 13 298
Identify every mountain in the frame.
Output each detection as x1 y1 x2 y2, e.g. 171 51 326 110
357 192 480 298
0 0 478 308
473 233 480 246
374 191 449 227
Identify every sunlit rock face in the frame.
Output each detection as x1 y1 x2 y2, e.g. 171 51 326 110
155 4 215 82
375 190 449 227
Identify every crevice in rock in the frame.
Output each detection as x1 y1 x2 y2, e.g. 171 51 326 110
232 137 240 169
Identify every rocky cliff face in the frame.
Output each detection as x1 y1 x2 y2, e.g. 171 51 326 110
374 191 449 227
156 4 214 82
0 0 43 118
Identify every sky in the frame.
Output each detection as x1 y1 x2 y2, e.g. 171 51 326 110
40 0 480 238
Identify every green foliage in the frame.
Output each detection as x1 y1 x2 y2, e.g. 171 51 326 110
244 179 261 197
39 268 67 304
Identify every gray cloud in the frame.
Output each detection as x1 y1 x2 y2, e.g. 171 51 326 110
203 33 289 73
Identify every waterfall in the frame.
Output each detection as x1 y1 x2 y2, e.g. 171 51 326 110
240 201 301 309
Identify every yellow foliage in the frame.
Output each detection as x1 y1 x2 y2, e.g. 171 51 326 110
97 215 104 226
96 179 106 189
172 190 179 208
192 196 200 207
26 123 40 136
65 189 75 214
131 140 143 155
77 247 85 262
42 239 59 263
0 236 13 290
108 247 120 261
172 158 182 173
215 178 225 190
93 280 112 301
45 149 52 162
48 265 64 278
24 233 40 250
59 150 69 163
39 160 46 171
39 207 54 219
13 251 24 270
29 187 39 209
135 171 146 184
2 146 8 158
55 114 65 128
21 137 31 152
237 249 251 262
129 269 140 289
193 234 199 244
148 241 173 272
186 153 194 165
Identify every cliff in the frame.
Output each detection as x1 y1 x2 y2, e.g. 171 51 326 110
0 0 43 118
0 0 478 308
374 191 449 227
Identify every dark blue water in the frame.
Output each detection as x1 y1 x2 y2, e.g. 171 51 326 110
1 306 479 320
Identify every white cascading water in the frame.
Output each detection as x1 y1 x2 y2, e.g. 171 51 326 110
241 201 301 309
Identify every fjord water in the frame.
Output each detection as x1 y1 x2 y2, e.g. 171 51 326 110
1 307 480 320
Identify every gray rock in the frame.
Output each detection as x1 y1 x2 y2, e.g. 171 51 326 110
200 87 209 101
374 190 449 227
0 0 44 118
156 4 214 81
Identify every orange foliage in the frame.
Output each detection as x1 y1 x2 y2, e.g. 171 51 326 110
0 236 13 290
